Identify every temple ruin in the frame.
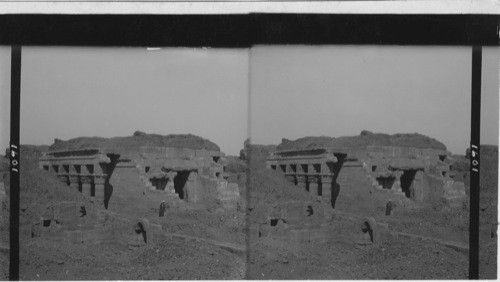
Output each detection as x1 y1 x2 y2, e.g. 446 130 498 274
266 145 466 206
362 146 466 204
39 146 240 209
266 148 347 202
135 146 239 205
38 148 120 206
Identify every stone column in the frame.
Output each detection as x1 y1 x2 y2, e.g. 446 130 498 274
413 171 424 201
321 175 333 199
186 171 199 202
392 171 403 193
80 175 93 198
68 174 80 191
296 175 307 191
94 174 106 205
166 171 177 194
308 175 319 196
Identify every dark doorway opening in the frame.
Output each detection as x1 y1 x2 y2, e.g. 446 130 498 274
42 219 51 227
174 171 190 199
270 219 279 226
150 178 168 191
400 169 417 198
372 165 377 172
376 177 395 190
439 155 446 162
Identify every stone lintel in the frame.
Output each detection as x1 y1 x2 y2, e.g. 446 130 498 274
39 155 110 164
267 154 338 163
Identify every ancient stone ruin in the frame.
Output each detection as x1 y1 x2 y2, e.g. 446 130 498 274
361 146 466 205
38 146 240 209
266 144 466 207
135 146 239 206
38 148 120 206
266 148 347 205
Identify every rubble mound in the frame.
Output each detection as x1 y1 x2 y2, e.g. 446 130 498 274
18 146 92 226
277 131 447 151
247 151 319 225
49 132 220 152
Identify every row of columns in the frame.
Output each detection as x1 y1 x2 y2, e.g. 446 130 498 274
285 173 333 198
269 161 337 198
272 162 333 175
56 174 107 203
43 163 108 204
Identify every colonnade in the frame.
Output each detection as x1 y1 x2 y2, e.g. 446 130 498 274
267 149 346 199
39 149 118 206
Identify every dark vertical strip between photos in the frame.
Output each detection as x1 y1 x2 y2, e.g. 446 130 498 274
9 46 21 281
469 45 482 280
245 48 252 277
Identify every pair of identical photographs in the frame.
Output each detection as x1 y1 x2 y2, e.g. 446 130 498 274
1 43 498 280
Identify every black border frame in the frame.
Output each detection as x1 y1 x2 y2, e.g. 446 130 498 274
2 13 499 280
0 14 499 46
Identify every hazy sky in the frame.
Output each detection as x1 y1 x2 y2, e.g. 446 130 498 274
250 46 499 155
7 47 249 155
0 46 498 156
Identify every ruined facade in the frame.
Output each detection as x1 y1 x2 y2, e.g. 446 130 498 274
39 146 240 209
361 146 466 204
266 148 347 200
136 146 239 205
39 149 120 206
266 145 466 206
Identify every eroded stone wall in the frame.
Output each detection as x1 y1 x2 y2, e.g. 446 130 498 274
137 146 239 205
361 146 465 204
